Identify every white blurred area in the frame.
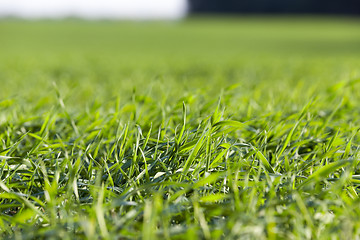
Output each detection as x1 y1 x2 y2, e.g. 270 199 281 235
0 0 188 20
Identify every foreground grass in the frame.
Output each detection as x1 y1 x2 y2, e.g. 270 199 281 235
0 17 360 239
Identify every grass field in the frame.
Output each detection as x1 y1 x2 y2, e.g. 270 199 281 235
0 16 360 239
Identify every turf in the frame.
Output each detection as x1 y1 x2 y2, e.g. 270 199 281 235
0 16 360 239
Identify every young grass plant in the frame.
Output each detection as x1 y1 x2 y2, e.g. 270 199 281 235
0 17 360 239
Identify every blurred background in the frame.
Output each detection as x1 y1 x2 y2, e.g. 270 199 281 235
0 0 359 19
189 0 360 15
0 0 188 20
0 0 359 107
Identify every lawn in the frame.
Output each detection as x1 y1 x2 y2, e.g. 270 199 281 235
0 16 360 239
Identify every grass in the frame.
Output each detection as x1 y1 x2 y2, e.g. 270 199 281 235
0 16 360 239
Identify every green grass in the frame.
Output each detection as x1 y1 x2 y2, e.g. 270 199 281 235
0 16 360 239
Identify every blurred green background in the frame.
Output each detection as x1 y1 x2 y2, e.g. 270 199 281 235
0 17 360 111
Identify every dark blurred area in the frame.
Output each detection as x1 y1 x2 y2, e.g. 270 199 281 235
188 0 360 15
